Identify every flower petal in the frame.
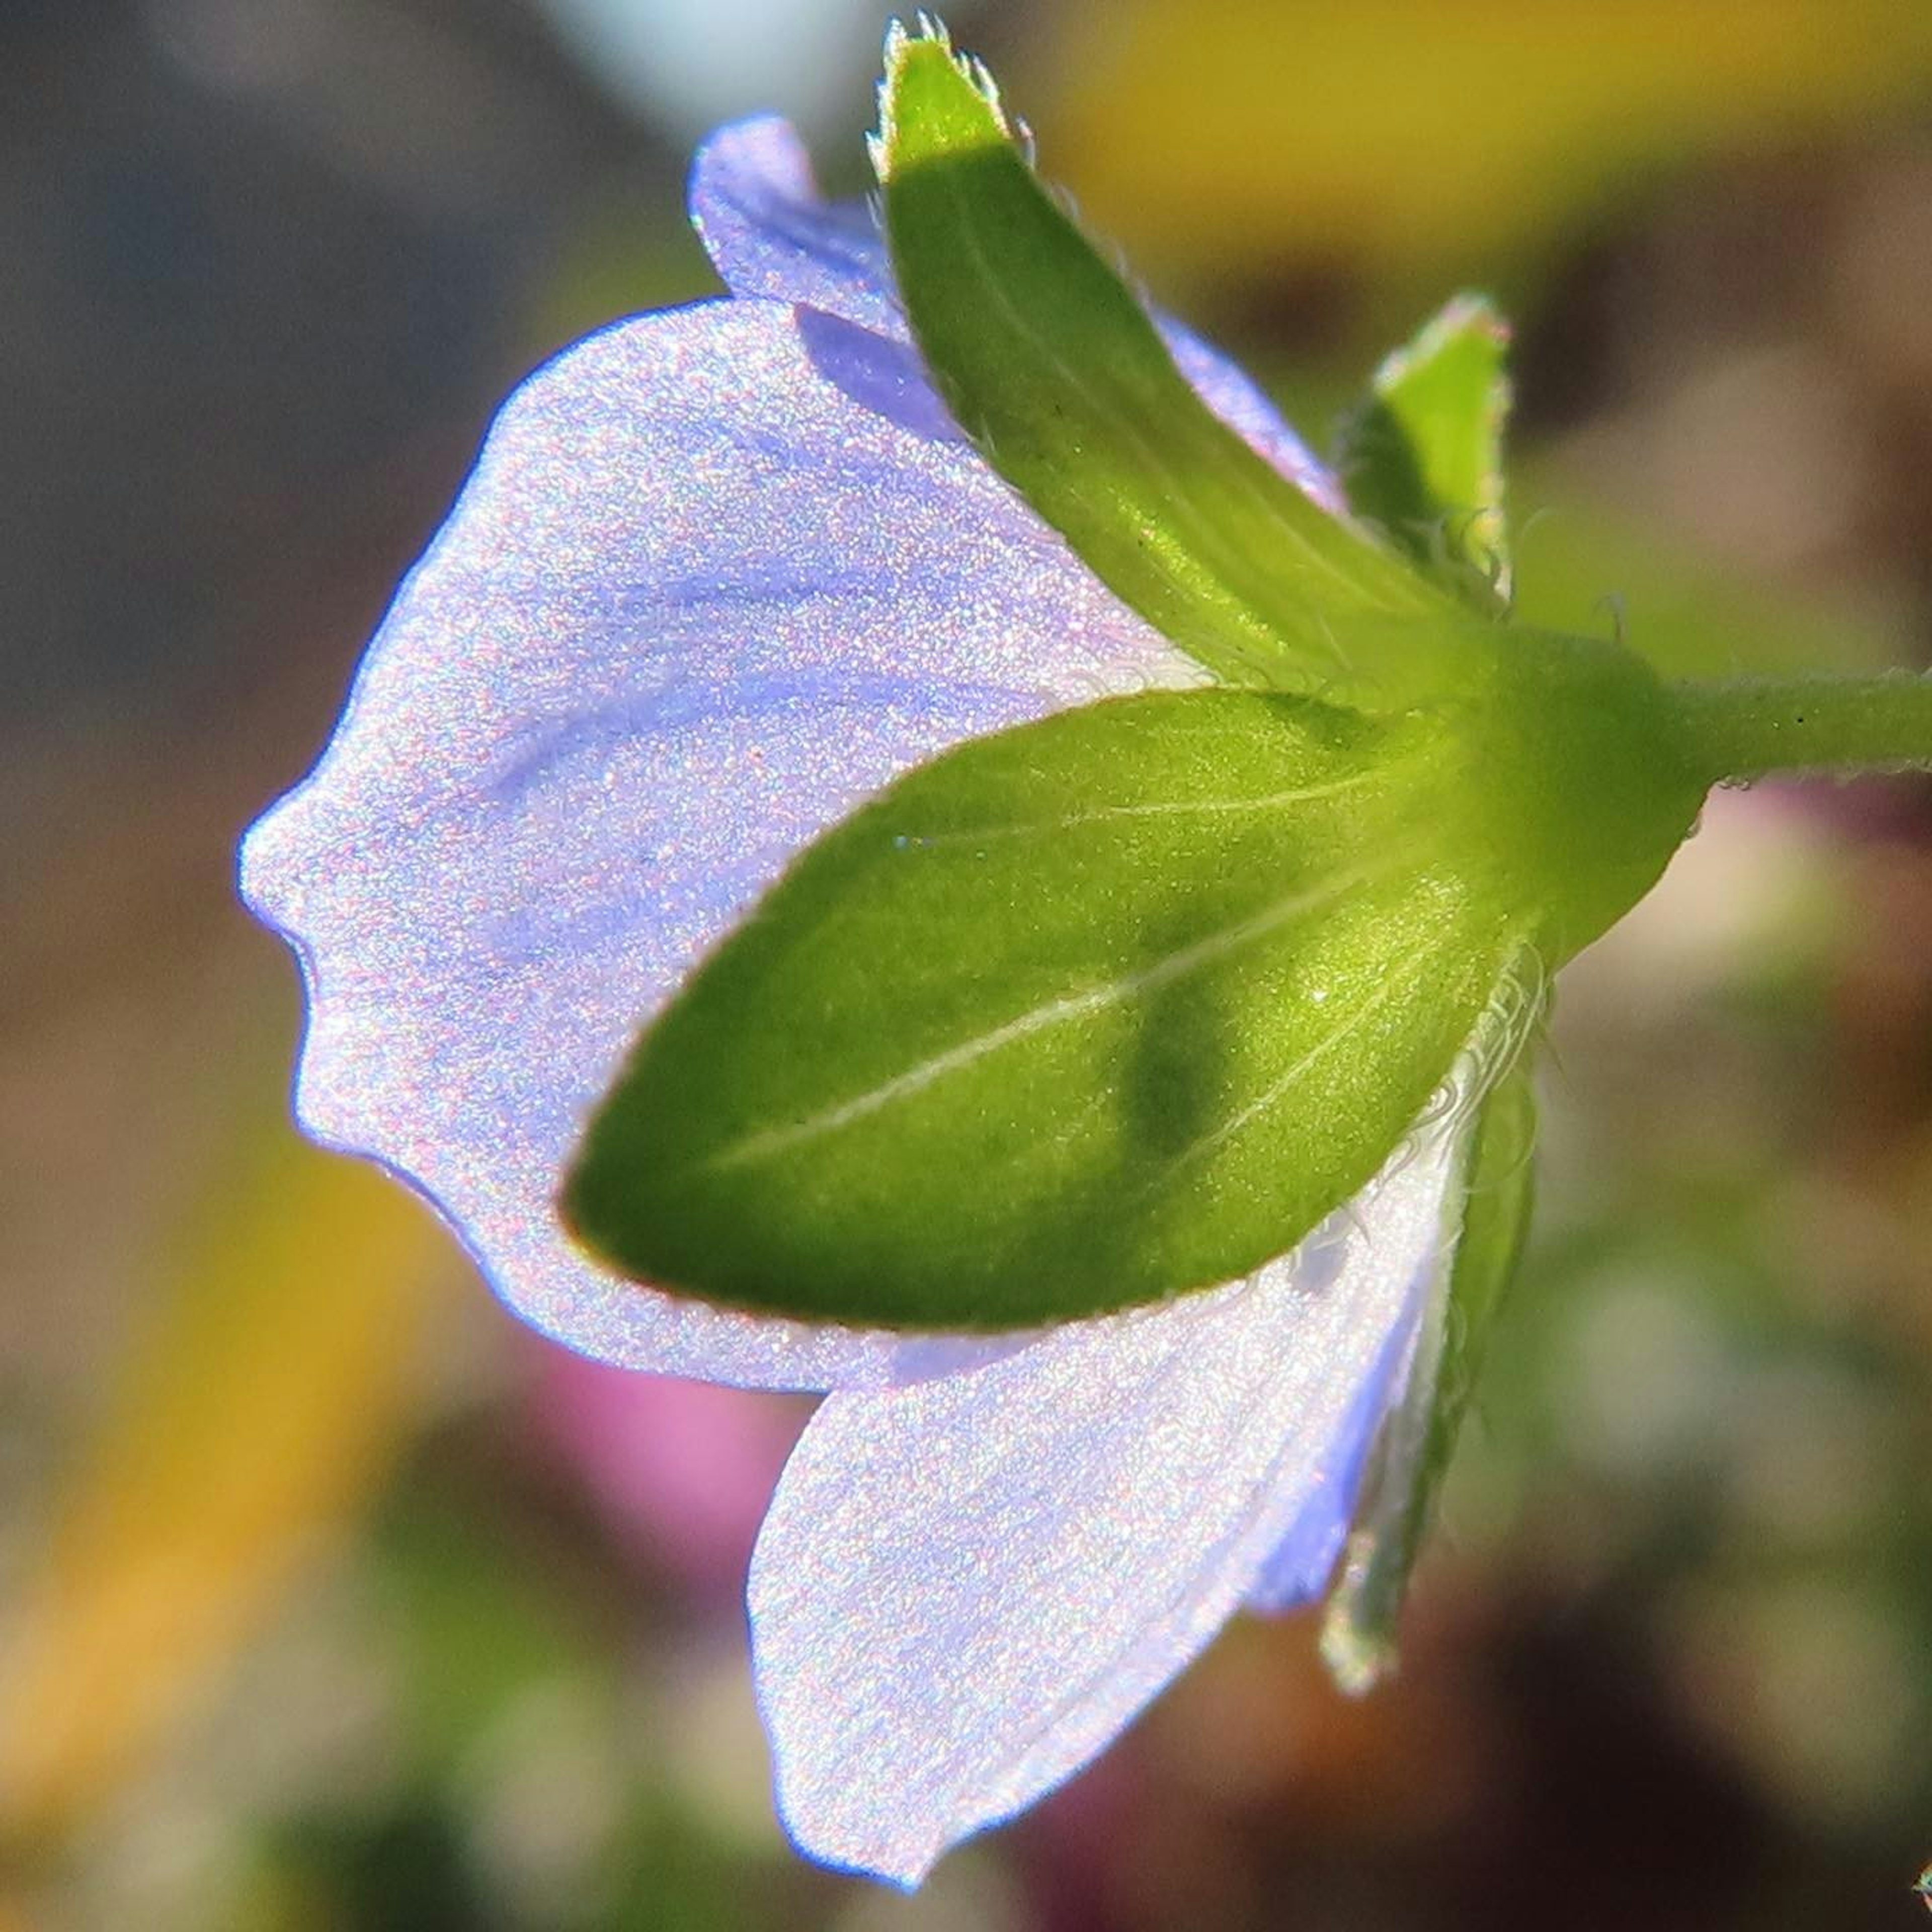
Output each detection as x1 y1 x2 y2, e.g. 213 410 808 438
689 115 1343 507
1241 1284 1428 1612
241 297 1188 1393
691 116 903 339
747 1120 1457 1885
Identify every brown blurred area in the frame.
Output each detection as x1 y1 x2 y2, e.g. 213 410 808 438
4 3 1932 1928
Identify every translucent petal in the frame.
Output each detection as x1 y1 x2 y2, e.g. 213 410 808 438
747 1120 1458 1884
1242 1274 1429 1613
689 115 1343 507
240 297 1190 1393
690 117 903 340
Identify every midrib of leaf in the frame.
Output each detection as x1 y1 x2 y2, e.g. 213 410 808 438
909 78 1446 683
942 179 1306 671
703 861 1385 1174
895 766 1381 846
1145 943 1446 1189
943 160 1391 652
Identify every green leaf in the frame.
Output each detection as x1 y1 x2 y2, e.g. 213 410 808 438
1320 1054 1539 1692
569 621 1706 1332
567 688 1517 1330
1336 293 1512 611
875 23 1460 702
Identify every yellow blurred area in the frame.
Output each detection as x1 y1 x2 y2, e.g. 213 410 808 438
0 1114 447 1850
1049 0 1932 275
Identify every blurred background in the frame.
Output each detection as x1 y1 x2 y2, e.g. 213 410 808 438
5 1 1932 1925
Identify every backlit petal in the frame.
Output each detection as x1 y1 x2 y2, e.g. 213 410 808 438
690 114 1343 506
241 297 1188 1393
1242 1282 1428 1612
748 1120 1456 1884
691 116 902 339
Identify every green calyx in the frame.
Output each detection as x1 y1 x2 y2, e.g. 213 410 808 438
568 24 1932 1339
564 629 1700 1332
543 13 1932 1711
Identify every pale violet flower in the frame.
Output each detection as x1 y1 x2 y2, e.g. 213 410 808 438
242 116 1468 1885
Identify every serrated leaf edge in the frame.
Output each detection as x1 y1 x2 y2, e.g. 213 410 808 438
872 15 1013 185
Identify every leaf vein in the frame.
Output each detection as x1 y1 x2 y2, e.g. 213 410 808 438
703 866 1376 1174
894 768 1378 847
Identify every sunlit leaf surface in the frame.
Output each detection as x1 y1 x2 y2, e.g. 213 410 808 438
571 688 1516 1328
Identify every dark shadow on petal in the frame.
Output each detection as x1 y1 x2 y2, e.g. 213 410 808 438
795 307 966 446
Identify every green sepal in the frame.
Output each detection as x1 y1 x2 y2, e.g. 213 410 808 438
876 23 1460 703
566 688 1517 1331
569 621 1704 1333
1336 294 1512 613
1320 1051 1538 1692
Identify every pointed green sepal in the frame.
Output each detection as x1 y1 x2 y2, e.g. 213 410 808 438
876 23 1459 702
567 627 1703 1333
1336 294 1512 612
1320 1053 1538 1692
567 688 1518 1329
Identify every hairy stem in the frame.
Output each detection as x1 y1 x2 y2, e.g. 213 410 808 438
1670 672 1932 784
